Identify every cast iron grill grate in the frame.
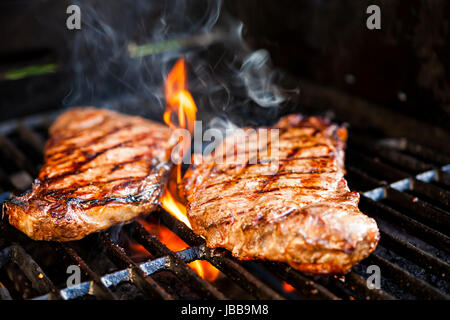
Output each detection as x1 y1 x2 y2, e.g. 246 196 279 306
0 110 448 300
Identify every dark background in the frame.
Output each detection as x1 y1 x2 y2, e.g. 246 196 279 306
225 0 450 130
0 0 448 136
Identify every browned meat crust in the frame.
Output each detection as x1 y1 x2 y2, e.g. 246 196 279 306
183 114 379 275
3 107 174 241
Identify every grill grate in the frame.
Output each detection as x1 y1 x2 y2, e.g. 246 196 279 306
0 110 449 300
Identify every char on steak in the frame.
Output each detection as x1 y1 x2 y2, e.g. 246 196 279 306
3 107 174 241
183 114 379 275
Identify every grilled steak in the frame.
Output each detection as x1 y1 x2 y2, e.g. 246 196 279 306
183 114 379 275
3 107 174 241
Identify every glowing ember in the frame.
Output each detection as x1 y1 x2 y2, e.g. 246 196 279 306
282 281 295 292
128 241 151 261
160 58 219 282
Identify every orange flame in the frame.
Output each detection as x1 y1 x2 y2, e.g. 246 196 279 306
161 58 219 282
164 59 197 134
164 58 197 184
128 242 151 261
282 281 295 292
139 218 219 282
161 191 192 229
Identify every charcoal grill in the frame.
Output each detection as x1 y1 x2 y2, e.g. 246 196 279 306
0 106 449 300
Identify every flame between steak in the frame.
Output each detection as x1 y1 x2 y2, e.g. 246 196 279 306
161 58 219 281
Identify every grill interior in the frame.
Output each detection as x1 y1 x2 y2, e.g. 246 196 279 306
0 109 449 300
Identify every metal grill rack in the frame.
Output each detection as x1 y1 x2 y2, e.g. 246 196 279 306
0 111 449 300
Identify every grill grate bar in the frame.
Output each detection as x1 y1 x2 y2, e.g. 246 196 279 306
347 149 407 182
0 111 58 136
150 212 285 299
262 262 340 300
346 165 383 189
411 179 450 208
317 272 393 300
42 247 201 300
350 137 432 173
378 138 450 165
360 195 450 253
16 121 45 158
100 233 175 300
15 122 45 155
0 244 61 299
0 134 37 177
59 243 118 300
206 252 285 300
338 272 395 300
378 230 450 278
131 222 228 300
385 187 450 234
367 253 450 300
156 210 204 246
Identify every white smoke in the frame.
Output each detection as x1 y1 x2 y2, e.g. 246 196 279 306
240 49 285 108
65 0 288 123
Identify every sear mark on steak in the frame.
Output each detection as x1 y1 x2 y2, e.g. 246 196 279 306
183 114 379 275
3 107 175 241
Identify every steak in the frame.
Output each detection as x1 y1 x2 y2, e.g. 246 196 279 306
3 107 174 241
183 114 379 275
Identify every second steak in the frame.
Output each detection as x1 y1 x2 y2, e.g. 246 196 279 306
183 114 379 275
